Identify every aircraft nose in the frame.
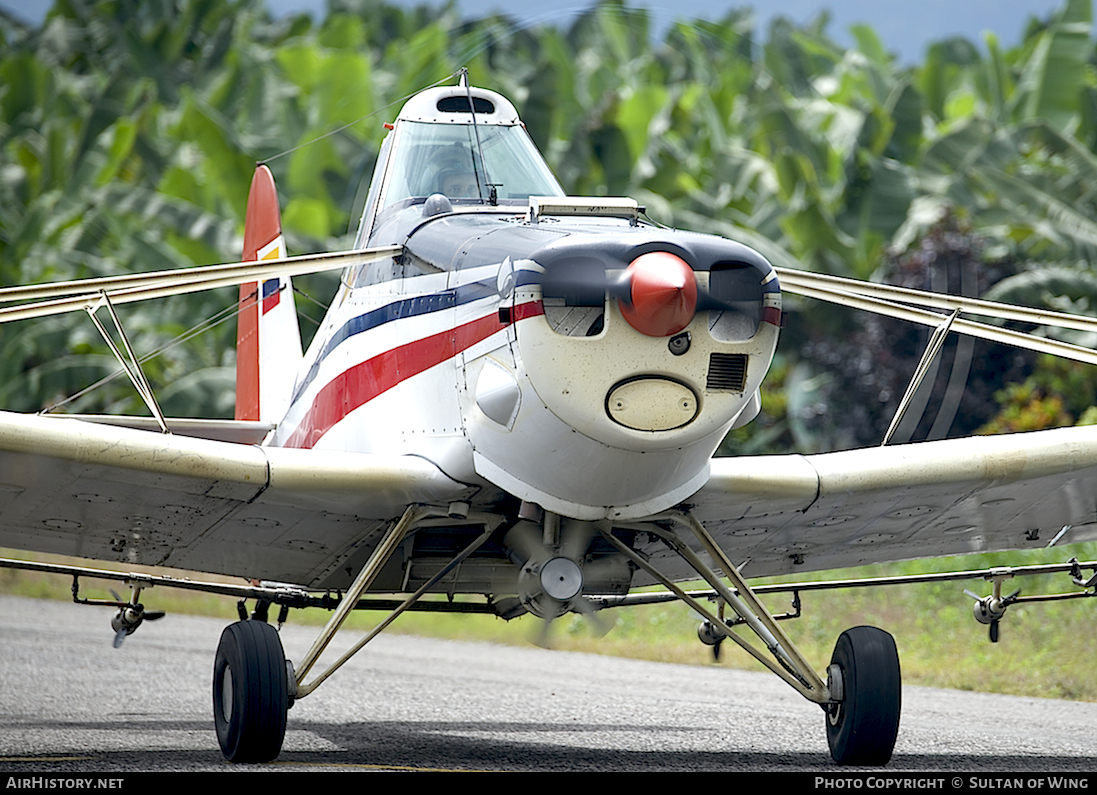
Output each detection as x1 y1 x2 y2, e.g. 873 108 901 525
620 251 698 337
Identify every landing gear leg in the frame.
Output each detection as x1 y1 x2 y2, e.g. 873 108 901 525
598 513 905 766
826 626 901 766
213 620 289 763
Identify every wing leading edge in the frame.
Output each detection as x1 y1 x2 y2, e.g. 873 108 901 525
678 424 1097 584
0 411 471 588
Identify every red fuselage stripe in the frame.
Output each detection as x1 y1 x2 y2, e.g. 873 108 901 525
283 300 543 449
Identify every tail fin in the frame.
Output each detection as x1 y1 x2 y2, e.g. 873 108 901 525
235 165 303 423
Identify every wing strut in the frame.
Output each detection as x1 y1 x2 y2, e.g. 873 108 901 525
83 289 169 433
779 273 1097 366
598 513 830 703
293 506 503 698
0 246 402 324
775 266 1097 334
881 307 960 446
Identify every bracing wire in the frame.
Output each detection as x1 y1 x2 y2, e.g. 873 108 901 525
38 289 255 415
260 70 464 165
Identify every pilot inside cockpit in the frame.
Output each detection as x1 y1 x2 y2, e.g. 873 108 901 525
427 144 482 199
436 166 480 198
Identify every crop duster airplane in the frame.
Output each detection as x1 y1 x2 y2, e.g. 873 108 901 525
2 74 1097 767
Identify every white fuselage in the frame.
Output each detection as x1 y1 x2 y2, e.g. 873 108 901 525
271 206 780 521
268 83 781 522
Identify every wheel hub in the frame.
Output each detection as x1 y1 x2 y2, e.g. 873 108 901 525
221 666 234 722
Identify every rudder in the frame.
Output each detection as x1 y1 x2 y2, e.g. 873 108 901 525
235 165 303 424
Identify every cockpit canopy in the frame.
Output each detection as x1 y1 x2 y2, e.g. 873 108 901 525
381 122 561 206
354 83 565 246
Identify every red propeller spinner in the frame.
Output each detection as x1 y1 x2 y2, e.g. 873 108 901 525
619 251 698 337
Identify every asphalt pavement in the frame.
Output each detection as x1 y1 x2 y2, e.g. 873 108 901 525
1 595 1094 773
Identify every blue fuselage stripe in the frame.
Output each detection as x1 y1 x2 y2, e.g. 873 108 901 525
291 279 498 404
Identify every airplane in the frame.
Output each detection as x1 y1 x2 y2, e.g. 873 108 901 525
1 71 1097 767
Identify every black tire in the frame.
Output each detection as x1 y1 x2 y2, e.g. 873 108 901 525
213 620 289 763
825 626 901 766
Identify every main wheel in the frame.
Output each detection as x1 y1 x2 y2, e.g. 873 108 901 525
825 626 901 766
213 620 289 763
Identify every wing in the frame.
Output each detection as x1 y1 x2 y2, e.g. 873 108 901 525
0 410 471 589
665 425 1097 583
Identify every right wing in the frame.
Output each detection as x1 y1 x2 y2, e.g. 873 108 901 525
670 425 1097 585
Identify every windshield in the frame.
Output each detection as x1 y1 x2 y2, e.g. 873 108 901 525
378 121 564 212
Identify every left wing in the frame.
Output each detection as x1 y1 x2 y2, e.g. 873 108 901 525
0 411 471 589
667 424 1097 584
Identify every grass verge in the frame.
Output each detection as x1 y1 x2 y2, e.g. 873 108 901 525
2 543 1094 701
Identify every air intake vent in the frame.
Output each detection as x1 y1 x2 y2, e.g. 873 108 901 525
707 353 748 392
437 96 495 114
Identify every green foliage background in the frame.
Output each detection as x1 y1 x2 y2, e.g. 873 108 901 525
3 0 1097 698
4 0 1097 441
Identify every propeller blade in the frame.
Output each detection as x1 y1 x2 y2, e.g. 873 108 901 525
536 255 768 342
530 616 554 649
557 522 596 562
526 598 612 649
695 289 738 313
105 587 164 645
539 257 614 306
502 521 543 565
572 597 612 638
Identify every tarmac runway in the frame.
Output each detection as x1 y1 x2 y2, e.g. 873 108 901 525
1 595 1095 773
